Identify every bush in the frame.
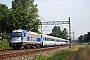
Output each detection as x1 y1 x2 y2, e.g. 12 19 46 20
2 32 10 41
34 54 47 60
0 39 10 49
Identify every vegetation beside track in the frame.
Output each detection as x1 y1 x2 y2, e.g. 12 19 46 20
33 45 89 60
73 45 90 60
33 45 77 60
0 39 11 50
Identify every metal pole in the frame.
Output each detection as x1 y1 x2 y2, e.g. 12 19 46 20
69 17 71 48
41 22 42 33
73 30 75 40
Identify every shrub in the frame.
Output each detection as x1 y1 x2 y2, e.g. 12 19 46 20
0 39 10 49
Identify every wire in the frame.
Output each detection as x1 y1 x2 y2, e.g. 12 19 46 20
38 15 48 33
38 15 47 21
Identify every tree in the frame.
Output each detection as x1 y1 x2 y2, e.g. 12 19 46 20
0 4 12 33
78 32 90 43
87 32 90 42
48 26 68 39
11 0 40 33
62 28 68 39
78 35 84 43
0 0 40 40
83 34 88 42
50 26 61 38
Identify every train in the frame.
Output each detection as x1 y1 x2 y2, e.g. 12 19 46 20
9 29 69 49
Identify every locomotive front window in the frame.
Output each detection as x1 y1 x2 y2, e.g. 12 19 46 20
12 32 22 37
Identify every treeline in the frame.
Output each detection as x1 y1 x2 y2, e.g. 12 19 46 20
48 26 68 39
78 32 90 43
0 0 40 34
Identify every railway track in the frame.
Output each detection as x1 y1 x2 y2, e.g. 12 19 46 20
0 46 64 60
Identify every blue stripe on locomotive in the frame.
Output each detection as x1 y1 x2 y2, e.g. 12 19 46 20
10 33 12 42
27 36 30 41
37 38 41 42
21 30 26 42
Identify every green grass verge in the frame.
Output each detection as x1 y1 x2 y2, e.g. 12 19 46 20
47 49 74 60
34 54 48 60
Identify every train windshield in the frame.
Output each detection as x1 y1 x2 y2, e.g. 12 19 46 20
12 32 22 37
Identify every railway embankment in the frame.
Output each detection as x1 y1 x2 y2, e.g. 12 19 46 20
68 45 90 60
33 45 90 60
1 45 90 60
0 46 63 60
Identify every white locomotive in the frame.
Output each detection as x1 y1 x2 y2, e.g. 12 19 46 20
9 29 69 49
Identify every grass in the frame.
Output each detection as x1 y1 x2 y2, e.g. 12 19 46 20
73 45 90 60
47 49 74 60
33 45 90 60
1 39 89 60
33 45 78 60
0 39 11 50
34 54 48 60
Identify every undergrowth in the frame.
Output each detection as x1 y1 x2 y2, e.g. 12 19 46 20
73 45 90 60
0 39 10 50
33 46 78 60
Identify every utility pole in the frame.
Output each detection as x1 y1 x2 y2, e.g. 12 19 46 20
68 17 72 48
40 22 42 33
73 30 75 40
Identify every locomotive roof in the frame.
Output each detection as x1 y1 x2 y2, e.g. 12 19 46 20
12 30 40 35
12 30 25 32
42 34 64 40
27 31 40 35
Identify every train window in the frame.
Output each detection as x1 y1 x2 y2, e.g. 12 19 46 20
56 40 62 42
47 38 50 41
45 37 47 41
45 37 49 41
56 39 58 42
12 32 22 37
44 38 55 41
60 40 62 42
59 40 61 42
61 40 64 42
52 39 55 41
41 35 42 39
51 38 53 41
50 38 53 41
45 38 47 41
46 38 51 41
51 39 52 41
48 38 50 41
49 38 51 41
49 38 50 41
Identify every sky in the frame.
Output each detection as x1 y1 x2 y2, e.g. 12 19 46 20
0 0 90 38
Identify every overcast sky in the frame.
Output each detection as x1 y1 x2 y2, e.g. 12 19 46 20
0 0 90 38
